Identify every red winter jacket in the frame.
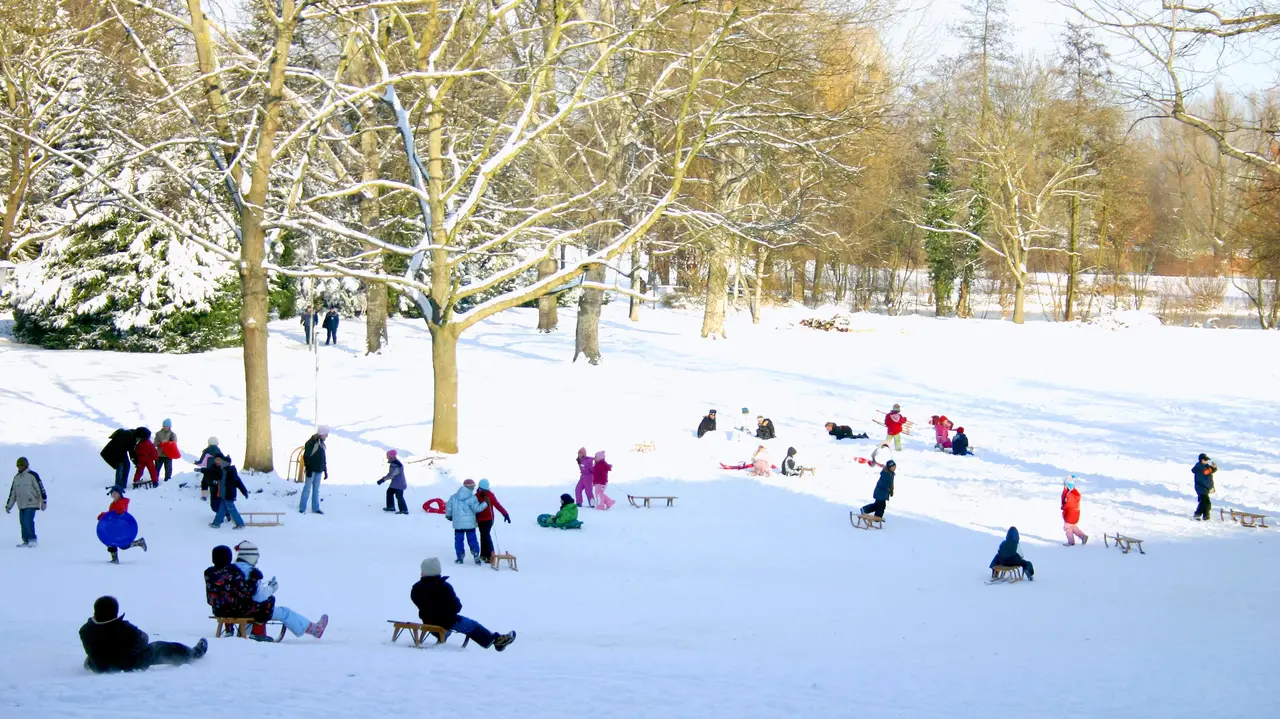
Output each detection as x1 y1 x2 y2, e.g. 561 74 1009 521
474 489 508 522
98 497 130 520
134 440 159 465
884 412 908 436
1061 488 1082 524
593 460 612 485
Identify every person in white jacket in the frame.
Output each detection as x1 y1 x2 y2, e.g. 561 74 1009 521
6 457 47 547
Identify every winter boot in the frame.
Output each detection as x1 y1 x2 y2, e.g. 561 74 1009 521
109 555 120 564
473 553 482 565
27 540 36 548
132 538 148 552
455 557 465 564
192 638 209 659
1081 535 1088 546
305 614 329 639
383 507 396 512
493 631 517 652
251 623 267 638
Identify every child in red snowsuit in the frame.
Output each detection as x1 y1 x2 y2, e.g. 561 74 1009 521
98 488 147 563
132 430 160 488
929 416 953 450
883 405 909 451
1061 478 1088 546
592 451 614 510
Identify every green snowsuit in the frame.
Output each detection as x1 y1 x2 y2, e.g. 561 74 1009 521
538 503 582 529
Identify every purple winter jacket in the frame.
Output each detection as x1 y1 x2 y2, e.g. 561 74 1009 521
577 455 595 482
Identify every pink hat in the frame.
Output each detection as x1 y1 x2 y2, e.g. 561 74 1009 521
386 449 397 459
463 479 476 488
594 450 606 461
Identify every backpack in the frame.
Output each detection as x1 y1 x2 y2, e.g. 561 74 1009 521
205 565 251 611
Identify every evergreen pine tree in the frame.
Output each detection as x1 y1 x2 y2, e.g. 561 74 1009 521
923 125 959 316
958 164 990 317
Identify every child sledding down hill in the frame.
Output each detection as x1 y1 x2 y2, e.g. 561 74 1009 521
538 494 582 529
990 527 1034 581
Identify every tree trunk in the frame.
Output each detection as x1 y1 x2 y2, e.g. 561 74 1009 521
629 243 642 321
536 258 559 332
365 282 388 353
750 245 765 324
1065 193 1080 321
574 263 605 363
1012 273 1026 324
428 324 459 454
791 256 805 301
810 252 824 307
701 238 729 338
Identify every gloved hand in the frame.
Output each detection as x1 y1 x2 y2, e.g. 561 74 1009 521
324 472 329 479
40 502 47 511
1209 487 1215 494
4 507 9 514
267 577 279 596
503 515 511 523
377 479 385 485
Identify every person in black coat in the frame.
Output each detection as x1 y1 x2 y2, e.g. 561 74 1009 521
696 410 717 439
780 447 802 477
756 417 776 440
989 526 1034 580
951 427 971 456
209 456 248 529
860 460 895 518
323 308 340 345
301 310 319 345
101 429 139 490
1192 453 1217 520
80 596 207 672
410 558 515 651
825 422 868 440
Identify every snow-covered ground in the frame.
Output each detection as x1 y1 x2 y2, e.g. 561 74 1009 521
1 305 1278 718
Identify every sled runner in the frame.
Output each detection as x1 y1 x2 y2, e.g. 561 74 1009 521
628 495 677 508
212 617 287 642
798 467 817 477
987 566 1024 584
287 446 306 483
849 511 883 530
1103 533 1145 554
491 552 518 571
388 620 470 648
242 512 284 527
1221 508 1269 528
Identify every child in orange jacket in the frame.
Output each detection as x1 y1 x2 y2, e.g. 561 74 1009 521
1061 476 1088 546
98 488 147 564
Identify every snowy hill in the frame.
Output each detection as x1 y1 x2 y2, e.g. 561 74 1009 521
1 306 1278 718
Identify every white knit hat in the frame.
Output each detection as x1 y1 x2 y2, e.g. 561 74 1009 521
208 437 219 446
234 541 259 566
420 557 441 577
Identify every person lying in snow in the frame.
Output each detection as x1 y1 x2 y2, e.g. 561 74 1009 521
696 409 717 439
411 558 516 651
989 526 1034 581
230 541 328 639
780 447 805 477
825 422 868 440
80 596 207 673
951 427 971 456
928 415 953 450
538 494 582 529
756 417 777 440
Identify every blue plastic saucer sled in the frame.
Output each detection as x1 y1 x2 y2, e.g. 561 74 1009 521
97 512 139 547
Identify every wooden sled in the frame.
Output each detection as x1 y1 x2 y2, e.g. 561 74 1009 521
212 617 287 642
987 566 1024 584
287 446 306 483
849 511 884 530
388 620 470 648
1221 508 1269 528
798 467 817 477
490 552 518 571
628 495 677 508
242 512 284 527
632 442 656 453
1103 533 1145 554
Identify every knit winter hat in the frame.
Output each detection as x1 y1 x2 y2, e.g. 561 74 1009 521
15 457 28 469
93 596 119 622
885 459 896 468
955 427 964 434
1199 453 1210 461
560 493 573 505
208 437 219 447
317 426 330 437
386 449 397 460
892 404 901 411
234 541 260 567
109 486 125 496
420 557 442 577
162 419 172 428
212 545 233 568
478 479 490 491
577 447 587 457
463 479 476 488
708 409 716 415
594 451 606 461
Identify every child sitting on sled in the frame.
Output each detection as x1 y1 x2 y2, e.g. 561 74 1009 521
989 526 1034 581
538 494 582 529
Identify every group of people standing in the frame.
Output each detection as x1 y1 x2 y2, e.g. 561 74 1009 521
300 308 342 346
573 448 614 510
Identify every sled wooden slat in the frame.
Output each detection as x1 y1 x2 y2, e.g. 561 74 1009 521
849 512 884 530
211 617 287 642
388 620 470 648
242 512 284 527
632 442 656 453
490 552 518 571
989 566 1023 583
287 446 306 483
628 495 676 508
1103 533 1145 554
798 467 817 477
1221 508 1269 528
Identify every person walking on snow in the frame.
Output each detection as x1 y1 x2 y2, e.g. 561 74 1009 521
883 405 909 451
80 596 208 673
574 448 595 508
99 488 147 563
323 308 340 345
378 450 409 514
101 428 139 490
1061 476 1088 546
300 427 328 514
474 479 510 562
592 452 615 510
7 457 46 547
301 309 319 345
196 438 226 504
209 456 248 530
990 526 1034 581
1192 453 1217 521
860 460 895 518
929 415 953 450
411 558 516 650
231 541 328 640
132 428 160 488
696 409 717 439
446 479 489 565
153 420 178 482
538 494 582 528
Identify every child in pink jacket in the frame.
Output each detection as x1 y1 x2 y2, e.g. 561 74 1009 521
929 416 953 451
592 451 614 510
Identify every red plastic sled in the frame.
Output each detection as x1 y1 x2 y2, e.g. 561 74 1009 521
720 463 778 471
159 441 181 460
422 497 446 514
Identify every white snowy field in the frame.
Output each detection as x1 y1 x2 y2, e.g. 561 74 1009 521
0 305 1278 719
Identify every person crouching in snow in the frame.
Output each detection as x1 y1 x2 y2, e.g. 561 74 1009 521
99 487 146 563
474 480 510 562
990 526 1034 581
951 427 971 456
860 460 895 518
446 479 488 565
1192 453 1216 521
756 416 776 440
929 415 953 451
538 494 582 528
696 409 717 438
411 558 516 651
780 447 803 477
750 445 772 477
592 451 614 509
378 450 408 514
231 541 327 639
80 596 208 673
1061 477 1088 546
574 448 595 508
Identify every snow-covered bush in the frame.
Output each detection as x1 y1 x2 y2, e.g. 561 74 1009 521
10 208 240 353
